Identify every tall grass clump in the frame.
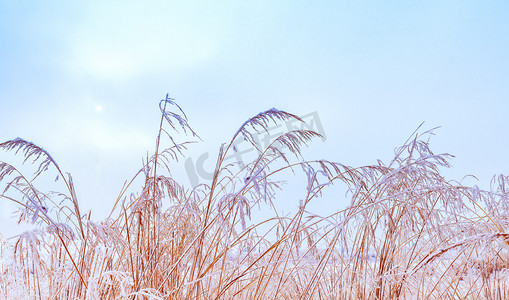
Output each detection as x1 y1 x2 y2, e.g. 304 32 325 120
0 94 508 299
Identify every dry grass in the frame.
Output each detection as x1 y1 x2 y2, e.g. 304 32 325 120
0 94 508 299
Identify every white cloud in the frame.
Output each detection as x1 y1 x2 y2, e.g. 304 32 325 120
73 120 152 153
65 2 226 81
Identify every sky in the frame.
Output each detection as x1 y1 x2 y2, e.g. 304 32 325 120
0 1 508 237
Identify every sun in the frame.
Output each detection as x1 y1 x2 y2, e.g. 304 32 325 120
95 105 103 113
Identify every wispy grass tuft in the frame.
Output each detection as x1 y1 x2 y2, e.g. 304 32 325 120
0 94 508 299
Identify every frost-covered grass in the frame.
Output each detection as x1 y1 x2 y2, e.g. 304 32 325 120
0 95 508 299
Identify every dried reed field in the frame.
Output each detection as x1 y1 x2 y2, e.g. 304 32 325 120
0 95 508 299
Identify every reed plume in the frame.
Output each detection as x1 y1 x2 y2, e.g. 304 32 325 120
0 95 508 299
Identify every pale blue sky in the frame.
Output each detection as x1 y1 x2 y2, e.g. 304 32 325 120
1 1 508 235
